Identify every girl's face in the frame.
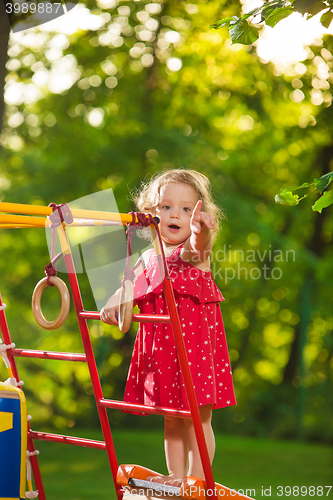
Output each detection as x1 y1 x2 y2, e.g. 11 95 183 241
155 182 198 247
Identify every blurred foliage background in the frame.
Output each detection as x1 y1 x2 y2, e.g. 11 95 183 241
0 0 332 446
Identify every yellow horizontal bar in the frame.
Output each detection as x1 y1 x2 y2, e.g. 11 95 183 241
0 202 137 224
68 220 122 227
0 214 126 228
0 224 39 229
70 209 133 222
0 213 48 227
0 201 52 216
0 220 123 229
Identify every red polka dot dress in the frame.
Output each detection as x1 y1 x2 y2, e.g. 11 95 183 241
123 245 237 412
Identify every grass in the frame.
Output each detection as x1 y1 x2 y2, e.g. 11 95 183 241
34 429 332 500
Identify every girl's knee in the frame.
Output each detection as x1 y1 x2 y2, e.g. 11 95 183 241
199 404 213 424
184 404 212 430
165 416 186 431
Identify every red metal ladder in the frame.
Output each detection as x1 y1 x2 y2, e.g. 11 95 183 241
0 220 217 500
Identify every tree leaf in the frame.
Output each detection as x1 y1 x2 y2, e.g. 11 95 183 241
229 20 259 45
290 182 312 191
312 190 333 212
265 6 294 27
292 0 320 14
242 5 265 19
320 9 333 28
261 2 286 20
277 182 312 192
314 172 333 193
241 12 253 20
275 191 300 206
210 17 237 29
306 2 328 18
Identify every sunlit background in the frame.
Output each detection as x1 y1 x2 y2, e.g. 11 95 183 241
5 0 333 111
0 0 332 456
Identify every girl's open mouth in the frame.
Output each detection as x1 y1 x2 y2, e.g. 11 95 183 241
168 224 180 231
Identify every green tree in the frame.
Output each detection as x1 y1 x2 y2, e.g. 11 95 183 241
0 0 332 442
212 0 333 45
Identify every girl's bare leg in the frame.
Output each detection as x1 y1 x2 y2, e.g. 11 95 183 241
149 416 188 485
149 405 214 484
185 404 215 479
165 415 189 479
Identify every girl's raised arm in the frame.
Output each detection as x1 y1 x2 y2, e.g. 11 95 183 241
182 200 215 267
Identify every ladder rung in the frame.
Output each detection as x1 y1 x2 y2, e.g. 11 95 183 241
80 311 171 323
9 348 86 362
99 398 191 418
133 313 171 323
28 430 106 450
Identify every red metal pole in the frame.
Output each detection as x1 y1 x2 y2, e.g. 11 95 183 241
62 253 123 500
163 278 218 500
8 348 86 362
28 430 106 450
0 293 47 500
0 294 20 382
99 398 191 418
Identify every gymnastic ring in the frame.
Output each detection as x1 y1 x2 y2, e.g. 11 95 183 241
32 277 70 330
118 280 133 333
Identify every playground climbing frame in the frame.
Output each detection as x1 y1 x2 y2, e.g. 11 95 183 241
0 201 218 500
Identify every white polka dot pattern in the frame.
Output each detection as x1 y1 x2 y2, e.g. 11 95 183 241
124 245 237 412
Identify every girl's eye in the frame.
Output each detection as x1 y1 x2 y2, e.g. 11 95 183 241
162 205 170 210
183 207 191 213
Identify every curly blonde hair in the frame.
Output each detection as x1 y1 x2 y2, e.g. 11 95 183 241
133 168 225 240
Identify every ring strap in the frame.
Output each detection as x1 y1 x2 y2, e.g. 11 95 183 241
121 212 169 288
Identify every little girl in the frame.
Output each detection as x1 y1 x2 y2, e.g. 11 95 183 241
101 169 236 486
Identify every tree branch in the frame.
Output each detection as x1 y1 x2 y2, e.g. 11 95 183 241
0 2 10 133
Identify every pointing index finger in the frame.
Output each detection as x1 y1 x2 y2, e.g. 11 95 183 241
193 200 202 217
